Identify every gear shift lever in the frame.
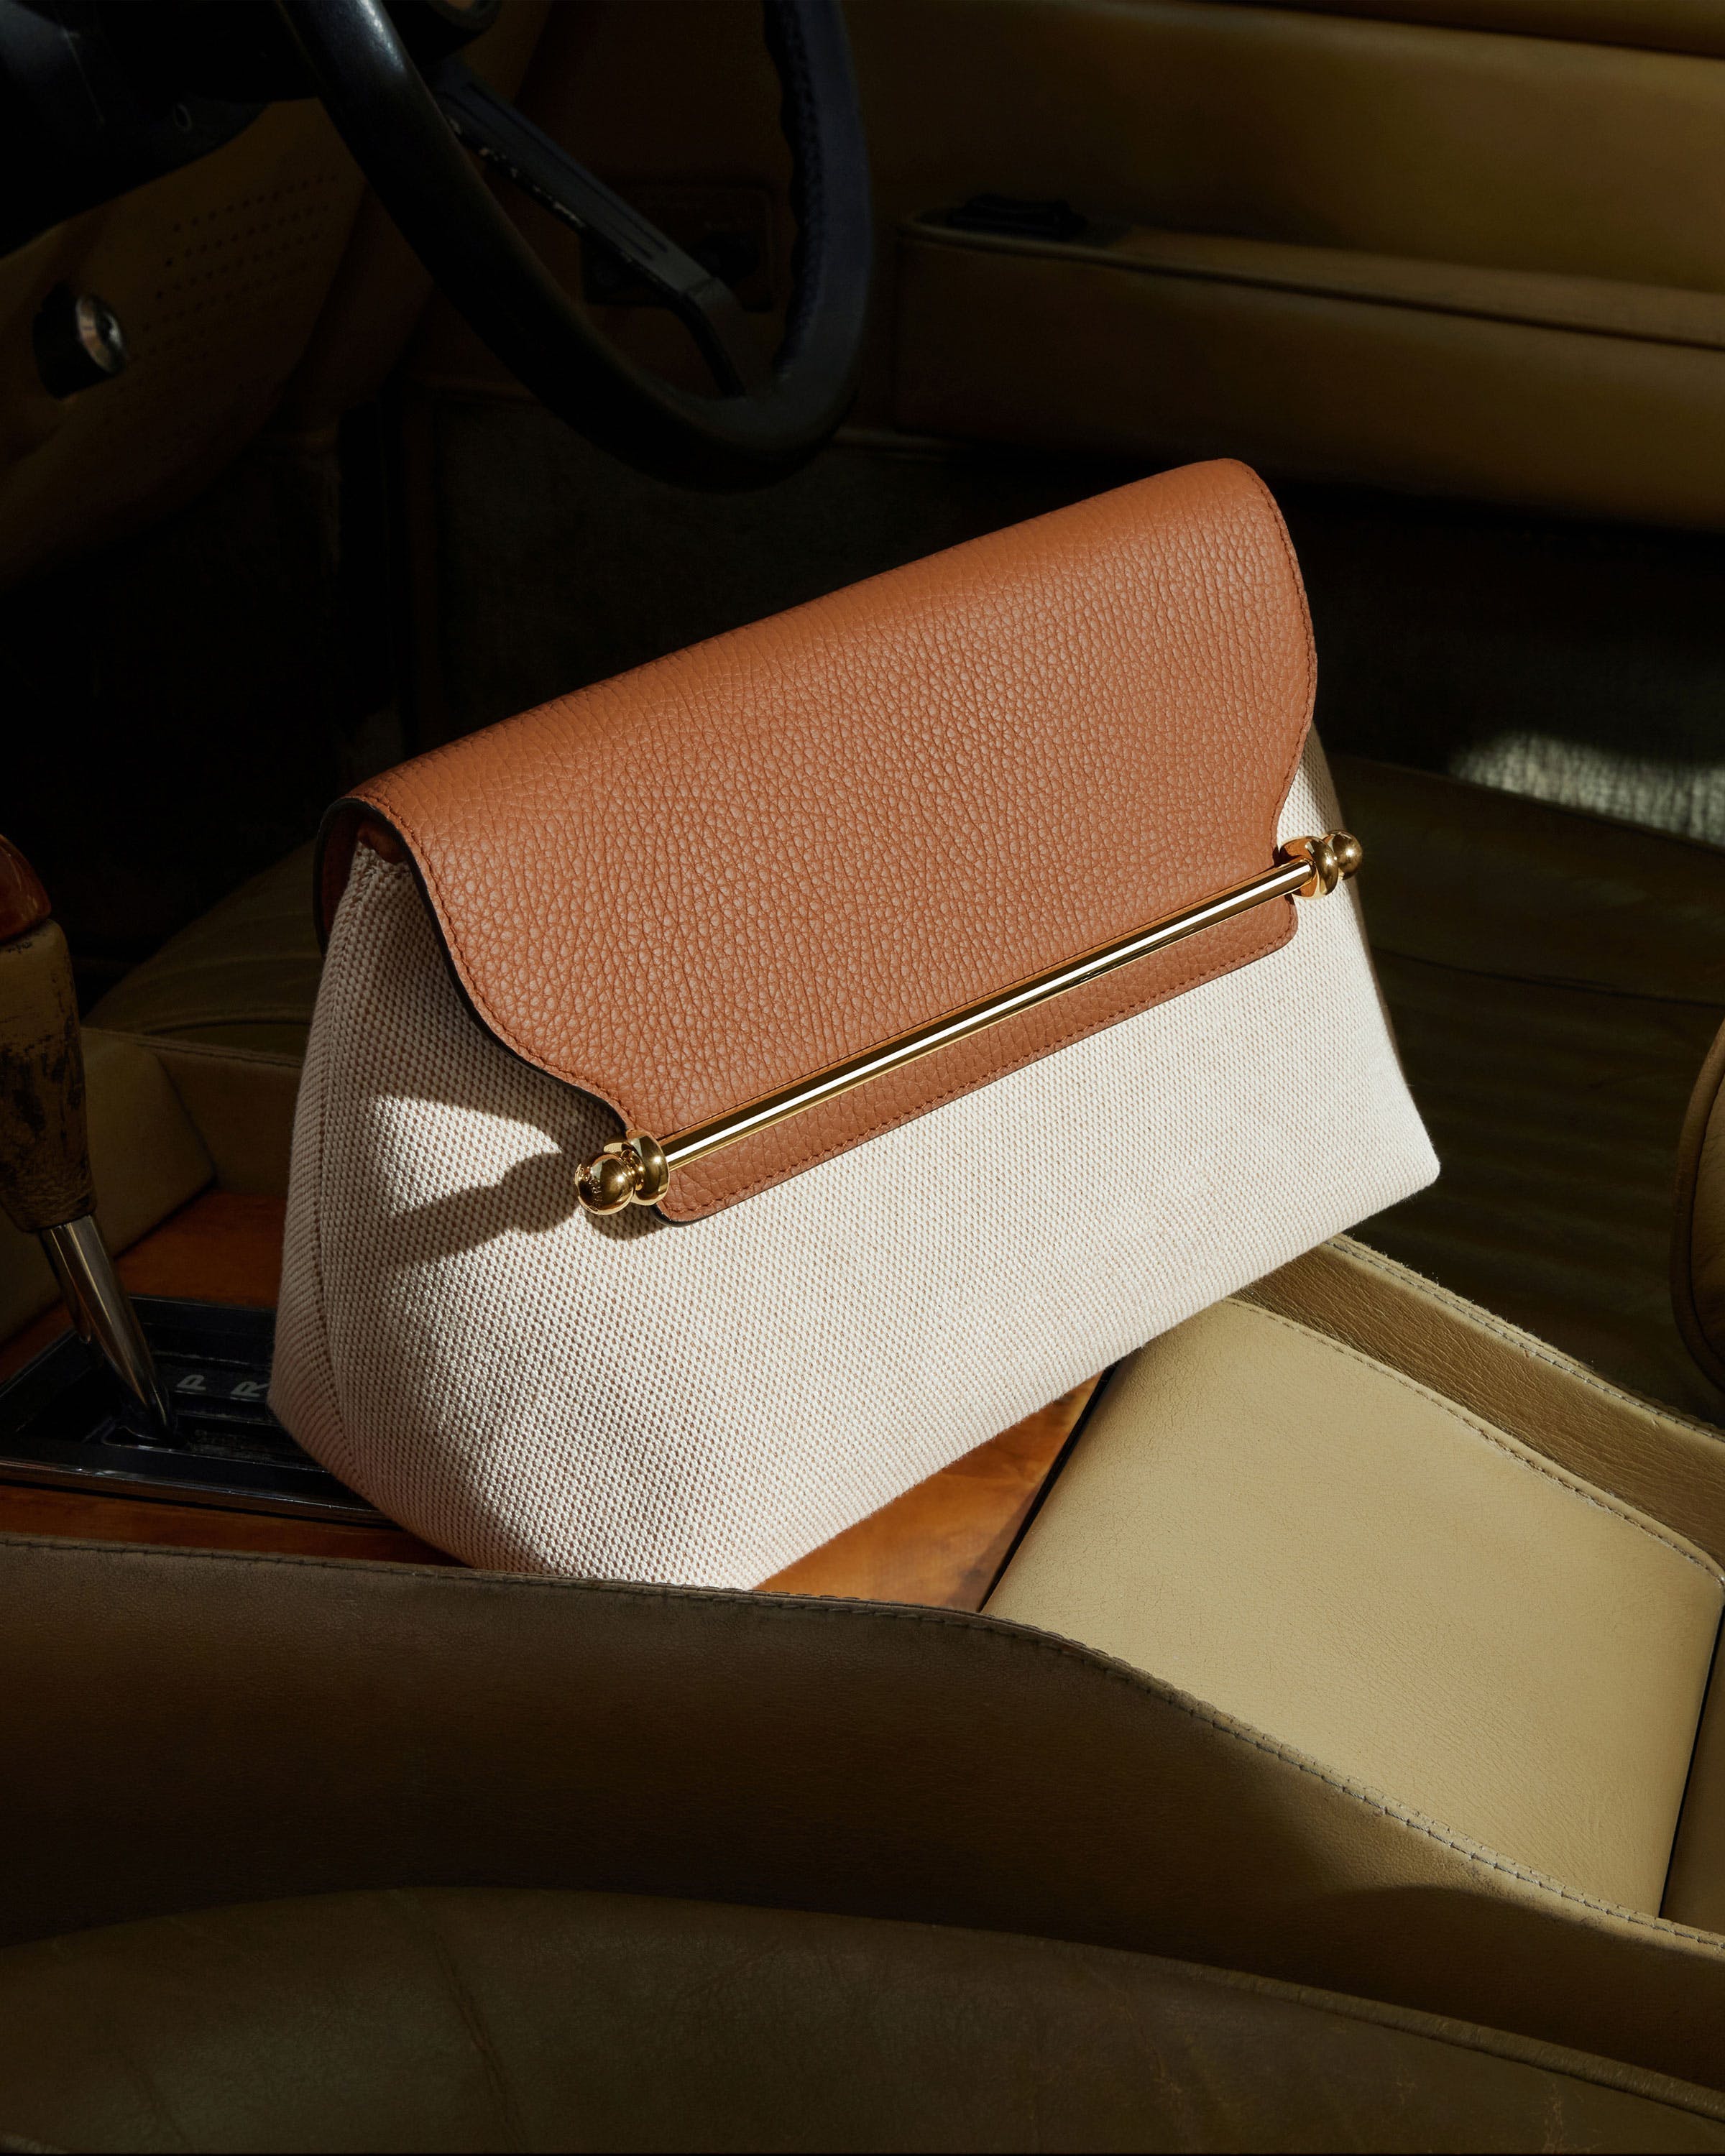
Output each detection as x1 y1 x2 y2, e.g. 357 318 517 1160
0 834 171 1431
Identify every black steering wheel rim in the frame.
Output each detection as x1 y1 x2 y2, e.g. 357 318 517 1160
279 0 873 491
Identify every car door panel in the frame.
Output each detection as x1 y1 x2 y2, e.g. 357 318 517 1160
855 0 1725 520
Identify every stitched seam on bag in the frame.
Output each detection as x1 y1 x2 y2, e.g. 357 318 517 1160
22 1534 1725 1955
1241 1302 1725 1586
295 862 369 1487
1330 1238 1725 1450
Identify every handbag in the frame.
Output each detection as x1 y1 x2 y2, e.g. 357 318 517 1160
271 459 1436 1583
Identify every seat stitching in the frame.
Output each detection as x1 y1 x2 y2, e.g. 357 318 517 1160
1327 1236 1725 1447
38 1932 195 2149
382 1889 527 2151
14 1534 1725 1953
1233 1300 1724 1585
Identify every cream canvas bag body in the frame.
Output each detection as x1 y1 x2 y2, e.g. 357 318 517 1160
272 461 1436 1583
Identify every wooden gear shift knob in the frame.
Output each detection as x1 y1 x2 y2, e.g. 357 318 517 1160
0 833 93 1237
0 833 169 1429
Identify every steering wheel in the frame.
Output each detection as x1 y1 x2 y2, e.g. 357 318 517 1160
280 0 873 491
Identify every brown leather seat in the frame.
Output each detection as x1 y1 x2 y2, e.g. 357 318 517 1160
10 1230 1725 2147
5 1237 1725 2145
7 1884 1725 2153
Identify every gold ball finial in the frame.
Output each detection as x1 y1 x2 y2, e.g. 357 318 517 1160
578 1150 640 1215
1330 830 1363 880
576 1133 670 1215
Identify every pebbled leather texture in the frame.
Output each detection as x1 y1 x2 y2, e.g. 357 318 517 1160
323 459 1314 1218
274 747 1435 1583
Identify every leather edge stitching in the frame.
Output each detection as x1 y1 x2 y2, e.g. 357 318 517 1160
1238 1301 1725 1588
1328 1236 1725 1449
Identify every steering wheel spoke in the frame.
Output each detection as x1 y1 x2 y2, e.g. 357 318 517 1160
431 60 768 398
279 0 870 489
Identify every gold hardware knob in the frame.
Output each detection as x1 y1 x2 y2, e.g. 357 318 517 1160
577 1151 640 1215
1282 830 1363 898
576 1132 669 1215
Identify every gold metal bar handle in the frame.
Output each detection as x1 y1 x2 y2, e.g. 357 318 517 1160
577 831 1361 1215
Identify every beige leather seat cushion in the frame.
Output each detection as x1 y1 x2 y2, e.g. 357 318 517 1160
87 843 321 1057
989 1298 1724 1913
6 1886 1725 2155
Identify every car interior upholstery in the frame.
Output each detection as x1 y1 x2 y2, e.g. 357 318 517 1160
7 1 1725 2147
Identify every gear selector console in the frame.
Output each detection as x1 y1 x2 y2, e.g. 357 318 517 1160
0 829 378 1521
0 1296 377 1519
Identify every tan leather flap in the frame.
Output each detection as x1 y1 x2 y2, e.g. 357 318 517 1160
318 460 1315 1220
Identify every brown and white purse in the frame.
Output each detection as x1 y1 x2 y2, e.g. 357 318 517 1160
271 459 1436 1583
